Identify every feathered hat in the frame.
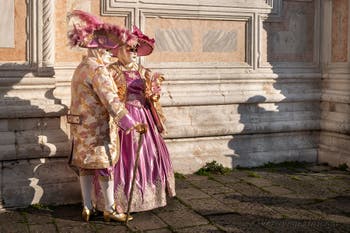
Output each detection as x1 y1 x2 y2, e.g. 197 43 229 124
132 25 155 56
67 10 137 49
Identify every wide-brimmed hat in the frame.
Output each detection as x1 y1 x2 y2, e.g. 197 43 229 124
132 26 155 56
68 10 137 49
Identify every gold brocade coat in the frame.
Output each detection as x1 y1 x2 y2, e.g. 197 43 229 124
69 50 133 169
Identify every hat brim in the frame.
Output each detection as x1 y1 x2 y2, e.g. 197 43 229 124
137 39 154 56
85 42 119 49
84 33 120 49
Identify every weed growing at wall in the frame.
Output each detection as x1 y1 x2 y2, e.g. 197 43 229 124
195 161 231 176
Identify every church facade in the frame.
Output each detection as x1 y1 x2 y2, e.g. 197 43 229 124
0 0 349 208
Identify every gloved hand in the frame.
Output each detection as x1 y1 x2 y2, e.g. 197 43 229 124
134 123 148 134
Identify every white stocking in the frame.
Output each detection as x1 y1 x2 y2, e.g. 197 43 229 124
79 175 94 210
99 179 114 212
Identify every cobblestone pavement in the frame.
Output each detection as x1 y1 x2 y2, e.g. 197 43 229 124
1 164 350 232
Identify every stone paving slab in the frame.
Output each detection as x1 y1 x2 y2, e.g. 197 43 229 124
307 165 333 173
182 197 234 215
176 186 211 200
268 205 323 221
0 163 349 233
145 228 172 233
259 219 323 233
174 179 192 189
0 223 29 233
127 211 167 232
209 213 271 233
209 173 243 185
240 177 274 188
259 218 350 233
229 182 270 197
28 223 57 233
54 219 96 233
93 223 129 233
201 185 236 196
154 205 209 229
188 178 226 190
0 211 26 224
261 185 293 196
175 224 222 233
23 208 54 225
305 197 350 217
0 211 28 233
229 200 283 219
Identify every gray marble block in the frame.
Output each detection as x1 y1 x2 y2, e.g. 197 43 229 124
155 29 192 52
0 0 14 48
203 30 237 52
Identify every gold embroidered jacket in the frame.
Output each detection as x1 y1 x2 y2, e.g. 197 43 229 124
69 50 135 169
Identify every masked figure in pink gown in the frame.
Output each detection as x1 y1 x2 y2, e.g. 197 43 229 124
93 26 176 213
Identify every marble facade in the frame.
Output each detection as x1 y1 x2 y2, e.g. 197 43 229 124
0 0 349 209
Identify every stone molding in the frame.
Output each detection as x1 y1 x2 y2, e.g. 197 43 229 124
108 0 278 11
102 0 321 71
0 0 55 77
140 10 253 69
100 3 134 29
0 77 67 119
266 0 282 17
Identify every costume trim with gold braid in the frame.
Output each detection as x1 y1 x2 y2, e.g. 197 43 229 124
109 62 166 133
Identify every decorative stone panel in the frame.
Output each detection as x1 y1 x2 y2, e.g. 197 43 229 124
145 18 247 66
261 0 318 66
331 0 349 63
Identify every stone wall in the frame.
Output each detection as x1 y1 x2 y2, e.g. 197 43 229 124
319 0 350 167
141 0 321 171
0 0 339 209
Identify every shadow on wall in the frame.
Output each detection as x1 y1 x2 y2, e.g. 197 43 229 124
0 64 80 209
228 0 321 168
228 95 271 167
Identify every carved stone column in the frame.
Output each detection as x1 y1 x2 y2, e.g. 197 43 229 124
42 0 55 68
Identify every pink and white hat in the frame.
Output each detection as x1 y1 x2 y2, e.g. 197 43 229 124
68 10 137 49
132 25 155 56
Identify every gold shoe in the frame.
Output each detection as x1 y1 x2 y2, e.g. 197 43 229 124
103 211 133 222
125 214 133 221
82 207 92 222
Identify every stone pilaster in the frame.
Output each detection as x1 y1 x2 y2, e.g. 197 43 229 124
42 0 55 68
